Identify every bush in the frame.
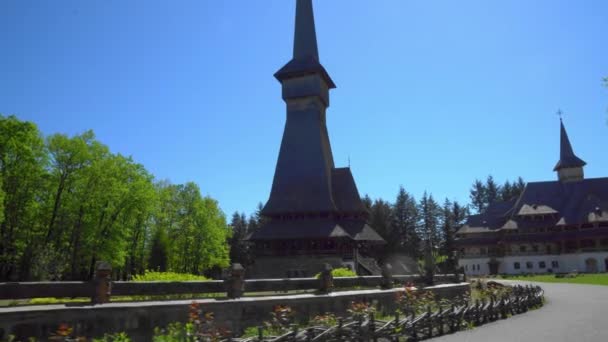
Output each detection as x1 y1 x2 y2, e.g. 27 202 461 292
314 267 356 278
132 271 209 282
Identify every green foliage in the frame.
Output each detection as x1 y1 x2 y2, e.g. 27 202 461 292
330 267 357 277
153 322 196 342
228 212 249 265
314 267 356 278
0 115 230 282
391 186 420 258
148 228 169 272
132 271 209 282
264 305 295 335
501 273 608 286
469 175 525 213
92 332 132 342
28 297 89 305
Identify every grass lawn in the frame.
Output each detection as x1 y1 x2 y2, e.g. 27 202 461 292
501 273 608 286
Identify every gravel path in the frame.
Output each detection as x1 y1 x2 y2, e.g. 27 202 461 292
429 280 608 342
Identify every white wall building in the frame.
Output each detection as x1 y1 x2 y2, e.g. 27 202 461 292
456 119 608 276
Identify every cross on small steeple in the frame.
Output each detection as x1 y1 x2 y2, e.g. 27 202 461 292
557 109 563 120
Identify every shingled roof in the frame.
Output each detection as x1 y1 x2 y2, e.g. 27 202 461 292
457 177 608 235
332 168 368 214
248 218 385 242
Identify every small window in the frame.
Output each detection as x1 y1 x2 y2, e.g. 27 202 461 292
532 245 539 252
477 264 481 271
514 262 520 270
465 265 468 271
526 261 533 269
520 245 527 252
479 248 486 255
551 260 559 268
539 261 546 269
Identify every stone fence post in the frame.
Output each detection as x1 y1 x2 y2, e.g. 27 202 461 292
226 263 245 299
380 263 393 289
91 261 112 304
318 263 333 293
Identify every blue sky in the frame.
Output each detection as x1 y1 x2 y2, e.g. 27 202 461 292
1 0 607 217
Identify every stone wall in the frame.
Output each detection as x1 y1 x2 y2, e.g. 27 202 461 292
0 283 469 341
248 255 346 278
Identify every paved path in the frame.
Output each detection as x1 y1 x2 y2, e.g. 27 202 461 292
429 280 608 342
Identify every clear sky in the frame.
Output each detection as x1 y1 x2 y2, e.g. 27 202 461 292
1 0 607 218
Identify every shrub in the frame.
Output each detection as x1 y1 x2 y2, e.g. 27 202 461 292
314 267 356 278
132 271 208 282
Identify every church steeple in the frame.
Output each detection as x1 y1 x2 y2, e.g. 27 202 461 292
262 0 337 216
293 0 319 61
274 0 335 93
554 118 586 182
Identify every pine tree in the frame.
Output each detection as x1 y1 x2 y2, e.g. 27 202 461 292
451 201 469 227
469 179 486 213
500 180 514 201
418 192 441 250
485 175 500 206
513 177 526 197
440 199 454 254
228 212 249 265
418 192 441 281
362 194 373 212
369 198 394 253
392 186 420 258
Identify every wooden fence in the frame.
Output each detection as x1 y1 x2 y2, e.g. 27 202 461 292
0 263 464 304
234 284 544 342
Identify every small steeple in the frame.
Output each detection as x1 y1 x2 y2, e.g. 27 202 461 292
554 117 586 182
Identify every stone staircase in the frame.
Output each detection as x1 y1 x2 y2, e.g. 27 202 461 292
357 255 382 275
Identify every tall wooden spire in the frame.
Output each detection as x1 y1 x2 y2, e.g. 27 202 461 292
293 0 319 61
262 0 337 216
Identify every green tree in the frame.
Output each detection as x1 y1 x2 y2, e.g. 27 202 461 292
418 192 441 281
0 115 47 280
229 211 249 265
369 198 393 249
485 175 500 206
513 177 526 197
469 179 486 214
148 227 169 272
362 194 373 212
392 186 420 258
418 192 441 249
439 198 467 272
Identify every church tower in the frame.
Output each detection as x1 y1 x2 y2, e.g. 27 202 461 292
554 118 586 182
263 0 337 216
247 0 385 278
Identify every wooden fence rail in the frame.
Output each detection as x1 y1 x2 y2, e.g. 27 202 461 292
0 263 464 304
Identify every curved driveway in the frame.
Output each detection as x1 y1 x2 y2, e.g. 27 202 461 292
430 280 608 342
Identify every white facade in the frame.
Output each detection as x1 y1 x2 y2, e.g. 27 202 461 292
459 252 608 276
